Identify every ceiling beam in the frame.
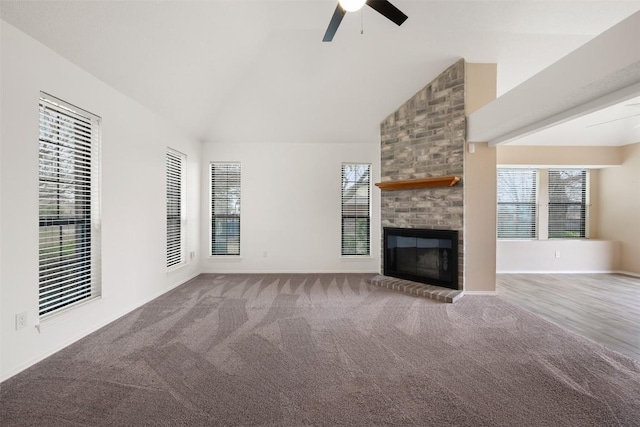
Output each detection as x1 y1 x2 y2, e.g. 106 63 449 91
467 11 640 146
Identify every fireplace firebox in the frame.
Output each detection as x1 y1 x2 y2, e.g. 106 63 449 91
384 227 458 290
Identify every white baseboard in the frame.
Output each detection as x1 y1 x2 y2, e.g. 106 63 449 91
462 291 497 296
1 271 201 383
200 270 380 274
497 270 616 274
616 270 640 278
166 271 201 289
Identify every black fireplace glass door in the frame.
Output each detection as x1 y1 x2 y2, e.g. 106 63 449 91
384 228 458 289
388 235 416 276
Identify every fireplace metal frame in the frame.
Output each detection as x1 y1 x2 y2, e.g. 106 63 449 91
383 227 459 290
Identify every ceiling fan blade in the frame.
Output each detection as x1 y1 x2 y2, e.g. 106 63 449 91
323 4 346 42
366 0 408 26
587 113 640 128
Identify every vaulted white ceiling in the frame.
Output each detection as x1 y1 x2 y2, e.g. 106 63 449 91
1 0 639 144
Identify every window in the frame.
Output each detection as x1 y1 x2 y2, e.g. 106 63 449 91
497 169 538 239
210 162 241 256
341 164 371 256
497 168 590 240
166 149 186 268
38 93 101 317
548 169 587 238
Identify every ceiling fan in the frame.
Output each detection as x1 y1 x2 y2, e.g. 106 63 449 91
323 0 408 42
586 99 640 128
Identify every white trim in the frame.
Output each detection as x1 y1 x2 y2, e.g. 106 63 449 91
165 272 201 290
200 269 379 274
341 163 372 257
207 256 242 261
497 164 622 169
166 261 187 273
1 272 201 383
497 270 617 274
166 148 187 270
461 291 498 296
209 161 241 257
37 296 102 330
38 93 102 318
616 270 640 278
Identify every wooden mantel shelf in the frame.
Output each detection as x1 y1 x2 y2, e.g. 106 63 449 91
375 176 460 191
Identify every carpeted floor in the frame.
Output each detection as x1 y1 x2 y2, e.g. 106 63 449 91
2 273 640 426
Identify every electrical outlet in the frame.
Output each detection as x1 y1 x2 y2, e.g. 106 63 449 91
263 251 268 258
555 251 560 258
16 312 27 330
190 251 195 260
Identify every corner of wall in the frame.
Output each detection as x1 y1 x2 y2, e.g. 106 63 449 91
463 63 498 292
465 63 497 116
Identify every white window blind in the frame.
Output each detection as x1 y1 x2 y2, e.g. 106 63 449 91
38 93 101 317
548 169 587 239
211 162 241 256
341 164 371 256
497 169 537 239
166 149 186 268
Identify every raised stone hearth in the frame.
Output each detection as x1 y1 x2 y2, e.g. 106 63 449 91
368 275 463 303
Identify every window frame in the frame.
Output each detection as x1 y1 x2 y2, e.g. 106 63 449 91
548 169 588 239
496 168 538 240
341 163 371 256
166 148 187 270
210 162 241 257
497 168 591 241
38 92 101 318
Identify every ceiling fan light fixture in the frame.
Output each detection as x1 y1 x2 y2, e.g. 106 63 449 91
339 0 367 12
323 0 407 42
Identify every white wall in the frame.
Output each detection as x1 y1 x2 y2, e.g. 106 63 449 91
497 240 620 273
201 142 380 273
0 22 201 380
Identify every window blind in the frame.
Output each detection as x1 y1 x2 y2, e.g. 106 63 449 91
341 164 371 256
548 169 587 238
38 93 101 317
166 149 186 268
497 169 537 239
211 162 241 256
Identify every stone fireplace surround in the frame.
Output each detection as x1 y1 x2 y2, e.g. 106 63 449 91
368 59 466 302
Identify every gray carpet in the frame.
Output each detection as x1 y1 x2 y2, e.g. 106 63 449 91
2 273 640 426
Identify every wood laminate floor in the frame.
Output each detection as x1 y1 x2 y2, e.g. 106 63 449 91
496 273 640 361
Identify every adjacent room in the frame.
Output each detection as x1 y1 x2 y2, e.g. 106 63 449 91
1 1 639 425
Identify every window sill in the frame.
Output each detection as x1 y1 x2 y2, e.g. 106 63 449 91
548 238 589 241
208 256 242 261
341 255 374 260
167 262 187 273
498 238 589 242
37 296 102 332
